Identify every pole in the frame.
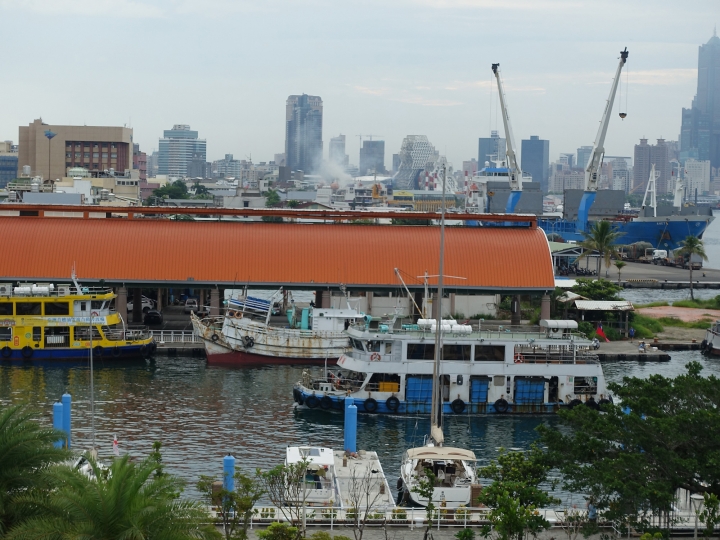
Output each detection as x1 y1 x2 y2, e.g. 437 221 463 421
431 164 447 436
89 311 95 450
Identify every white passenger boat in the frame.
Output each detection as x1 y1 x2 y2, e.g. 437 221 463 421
192 290 363 366
293 318 609 414
702 321 720 356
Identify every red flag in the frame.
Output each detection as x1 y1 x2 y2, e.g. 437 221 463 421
596 324 610 343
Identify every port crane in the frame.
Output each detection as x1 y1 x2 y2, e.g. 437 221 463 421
491 63 523 213
577 47 629 231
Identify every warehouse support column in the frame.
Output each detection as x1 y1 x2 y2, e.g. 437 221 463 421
210 289 220 316
510 295 521 326
366 292 373 317
116 287 128 324
132 289 142 323
156 289 163 312
541 294 550 321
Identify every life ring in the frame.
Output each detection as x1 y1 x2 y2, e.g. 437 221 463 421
370 352 381 361
514 353 525 364
21 346 33 359
112 347 121 358
211 334 220 342
234 312 243 319
1 346 11 358
451 399 466 414
386 396 400 412
364 398 378 413
320 396 333 410
568 399 583 409
494 398 509 413
227 310 236 318
94 345 104 357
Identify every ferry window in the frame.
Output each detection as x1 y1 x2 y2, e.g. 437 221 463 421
79 302 87 311
351 339 364 351
91 301 104 310
16 302 41 316
474 345 505 361
32 327 41 342
407 343 435 360
0 303 12 315
45 326 69 346
366 341 382 352
442 345 471 361
73 326 102 341
0 327 11 341
45 302 70 315
574 377 598 395
384 342 392 355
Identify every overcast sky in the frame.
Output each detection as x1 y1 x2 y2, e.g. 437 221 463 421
1 0 717 170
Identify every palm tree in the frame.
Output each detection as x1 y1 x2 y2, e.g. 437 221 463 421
7 455 219 540
614 260 627 284
0 404 70 535
676 235 708 300
578 220 625 277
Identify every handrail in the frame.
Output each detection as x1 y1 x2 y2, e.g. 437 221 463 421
150 330 200 343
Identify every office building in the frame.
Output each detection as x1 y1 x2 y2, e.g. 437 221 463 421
521 135 550 192
392 154 400 173
634 138 670 194
478 130 506 164
0 141 18 188
462 159 478 176
157 125 206 177
329 135 348 168
685 159 711 195
680 31 720 169
213 154 243 178
359 140 385 175
610 158 631 193
285 94 323 173
393 135 439 190
576 146 593 170
132 143 147 181
18 118 133 181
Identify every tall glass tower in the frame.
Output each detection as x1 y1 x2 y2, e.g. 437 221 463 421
285 95 323 174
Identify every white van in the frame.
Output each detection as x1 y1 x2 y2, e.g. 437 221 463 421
184 298 198 314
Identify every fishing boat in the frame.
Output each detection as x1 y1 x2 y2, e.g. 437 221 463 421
0 277 155 362
701 321 720 356
191 290 363 365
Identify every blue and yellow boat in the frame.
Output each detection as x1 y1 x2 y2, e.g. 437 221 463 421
0 281 155 362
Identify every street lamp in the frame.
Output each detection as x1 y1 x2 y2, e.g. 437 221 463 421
691 493 704 540
44 130 57 181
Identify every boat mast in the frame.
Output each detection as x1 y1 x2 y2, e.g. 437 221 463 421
430 165 447 445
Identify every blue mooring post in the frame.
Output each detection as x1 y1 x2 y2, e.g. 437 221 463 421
61 393 72 449
223 454 235 493
344 396 354 413
344 402 357 453
52 401 64 448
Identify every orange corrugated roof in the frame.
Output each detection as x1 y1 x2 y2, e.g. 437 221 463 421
0 217 554 291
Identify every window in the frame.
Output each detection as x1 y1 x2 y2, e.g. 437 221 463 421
73 326 102 341
66 162 72 167
45 326 69 347
75 153 81 159
32 327 41 342
111 153 117 158
0 303 13 315
111 144 116 149
16 302 41 315
102 153 108 158
75 144 81 150
102 143 108 148
66 152 71 158
91 301 105 310
84 153 90 159
0 327 11 341
93 153 99 158
574 376 598 395
407 343 435 360
474 345 505 361
66 143 72 149
442 344 471 361
350 339 364 351
45 302 69 315
94 144 99 149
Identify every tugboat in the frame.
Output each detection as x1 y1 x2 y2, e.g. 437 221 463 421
0 277 155 362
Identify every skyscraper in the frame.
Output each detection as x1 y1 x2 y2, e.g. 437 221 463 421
359 140 385 175
285 94 323 173
680 31 720 169
478 130 506 165
576 146 593 170
521 135 550 193
393 135 439 190
157 125 206 177
633 138 670 194
329 134 348 168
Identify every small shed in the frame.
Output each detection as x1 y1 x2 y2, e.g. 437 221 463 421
572 299 634 338
550 243 601 274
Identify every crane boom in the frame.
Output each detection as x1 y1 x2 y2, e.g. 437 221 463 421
491 63 523 212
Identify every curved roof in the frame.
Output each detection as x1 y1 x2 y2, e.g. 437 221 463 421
405 446 477 460
0 217 554 291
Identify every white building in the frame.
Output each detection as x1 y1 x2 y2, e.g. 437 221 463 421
684 159 711 195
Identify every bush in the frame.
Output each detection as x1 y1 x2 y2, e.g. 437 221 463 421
257 523 297 540
605 327 621 341
634 301 670 308
631 314 664 334
578 321 595 338
656 317 712 329
673 295 720 309
455 528 475 540
471 313 497 320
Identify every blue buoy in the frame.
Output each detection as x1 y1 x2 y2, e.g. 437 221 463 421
223 454 236 492
344 403 357 453
61 393 72 449
52 401 64 449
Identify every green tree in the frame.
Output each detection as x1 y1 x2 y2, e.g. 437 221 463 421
193 182 210 197
0 404 70 535
286 199 300 208
614 260 627 284
257 459 309 540
8 454 219 540
676 235 708 300
570 278 622 301
265 190 281 207
197 470 264 540
412 468 437 540
149 179 190 202
477 445 559 540
537 362 720 533
577 220 625 277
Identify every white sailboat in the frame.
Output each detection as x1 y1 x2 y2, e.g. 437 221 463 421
398 166 479 508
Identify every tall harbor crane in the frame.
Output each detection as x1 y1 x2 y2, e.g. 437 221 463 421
491 63 523 213
577 47 629 231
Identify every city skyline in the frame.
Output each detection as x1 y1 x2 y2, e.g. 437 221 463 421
0 0 717 170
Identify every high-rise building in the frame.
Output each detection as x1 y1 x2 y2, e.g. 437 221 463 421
157 125 206 177
187 152 210 179
680 31 720 169
478 130 506 165
132 143 147 181
610 158 631 193
576 146 593 170
359 140 385 175
462 158 478 176
329 134 348 168
285 94 323 173
18 118 133 180
393 135 439 189
148 151 159 177
685 159 711 195
521 135 550 193
213 154 243 178
0 141 18 188
634 138 670 194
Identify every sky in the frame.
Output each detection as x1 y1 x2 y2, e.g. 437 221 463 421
0 0 717 171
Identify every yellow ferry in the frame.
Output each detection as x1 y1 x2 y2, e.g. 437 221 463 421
0 279 155 362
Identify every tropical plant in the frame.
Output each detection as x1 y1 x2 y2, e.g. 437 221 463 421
7 454 218 540
197 469 264 540
577 220 625 277
0 404 70 535
412 468 437 540
676 235 708 300
614 260 626 284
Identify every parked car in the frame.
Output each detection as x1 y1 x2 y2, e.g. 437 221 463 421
128 296 155 313
143 310 163 325
184 298 199 314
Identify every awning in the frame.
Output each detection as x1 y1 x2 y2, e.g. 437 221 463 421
405 446 477 461
574 300 634 312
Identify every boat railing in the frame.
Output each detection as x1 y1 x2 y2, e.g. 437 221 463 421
350 322 589 341
303 372 364 393
513 346 599 364
149 330 200 344
11 285 114 298
104 326 151 341
226 317 346 340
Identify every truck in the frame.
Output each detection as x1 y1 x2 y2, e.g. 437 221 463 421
656 250 703 270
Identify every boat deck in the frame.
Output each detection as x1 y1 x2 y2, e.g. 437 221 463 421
333 449 395 510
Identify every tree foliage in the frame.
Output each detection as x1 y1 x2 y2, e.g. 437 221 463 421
197 469 264 540
676 235 708 301
537 362 720 531
257 459 309 540
149 179 190 202
412 468 437 540
578 220 625 277
570 278 622 301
